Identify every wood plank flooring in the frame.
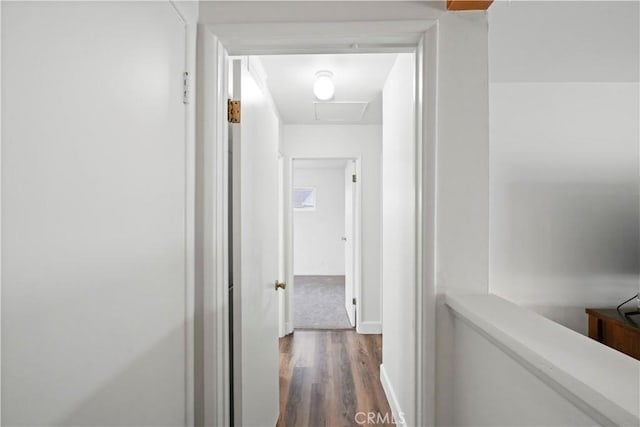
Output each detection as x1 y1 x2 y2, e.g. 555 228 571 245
277 330 394 427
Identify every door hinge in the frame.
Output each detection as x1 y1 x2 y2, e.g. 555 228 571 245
228 99 241 123
352 174 357 183
352 298 356 305
183 72 190 105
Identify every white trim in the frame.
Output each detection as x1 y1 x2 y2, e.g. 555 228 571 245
0 1 3 424
209 20 434 55
413 35 425 427
345 159 357 328
215 39 231 427
284 157 295 337
167 5 198 425
353 158 363 330
356 321 382 335
197 26 231 427
181 17 196 427
229 58 244 427
417 25 440 427
380 364 408 427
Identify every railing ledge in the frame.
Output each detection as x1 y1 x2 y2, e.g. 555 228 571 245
445 293 640 427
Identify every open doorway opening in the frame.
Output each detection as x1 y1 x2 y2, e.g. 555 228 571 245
291 158 356 330
227 50 417 425
248 51 415 426
199 18 435 423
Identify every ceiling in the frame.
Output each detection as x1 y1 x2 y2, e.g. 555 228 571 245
258 53 399 125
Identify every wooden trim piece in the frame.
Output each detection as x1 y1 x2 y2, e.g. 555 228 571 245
447 0 493 11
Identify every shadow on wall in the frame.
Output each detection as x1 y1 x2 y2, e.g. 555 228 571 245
494 180 640 333
505 181 639 277
54 323 187 427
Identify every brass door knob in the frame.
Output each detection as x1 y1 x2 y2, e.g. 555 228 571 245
275 281 286 290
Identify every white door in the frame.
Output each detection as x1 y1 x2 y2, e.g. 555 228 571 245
230 58 281 427
2 2 188 425
344 161 356 326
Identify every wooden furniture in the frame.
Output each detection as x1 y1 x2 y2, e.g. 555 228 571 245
447 0 494 10
586 308 640 360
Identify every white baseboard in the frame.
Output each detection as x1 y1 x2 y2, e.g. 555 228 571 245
380 364 408 427
356 321 381 334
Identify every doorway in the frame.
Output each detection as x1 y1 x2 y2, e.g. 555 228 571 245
290 158 357 330
230 49 410 426
198 20 437 427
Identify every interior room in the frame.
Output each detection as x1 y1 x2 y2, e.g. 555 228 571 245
1 1 638 427
292 158 354 330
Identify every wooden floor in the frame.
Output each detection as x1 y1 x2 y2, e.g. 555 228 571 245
277 330 394 427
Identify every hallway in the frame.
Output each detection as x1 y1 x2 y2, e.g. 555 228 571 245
278 330 393 427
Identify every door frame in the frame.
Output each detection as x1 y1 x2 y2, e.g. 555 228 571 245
197 20 439 427
284 157 361 335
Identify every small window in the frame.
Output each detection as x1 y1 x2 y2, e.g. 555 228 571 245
293 187 316 211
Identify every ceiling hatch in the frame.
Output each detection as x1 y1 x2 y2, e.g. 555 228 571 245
314 102 368 122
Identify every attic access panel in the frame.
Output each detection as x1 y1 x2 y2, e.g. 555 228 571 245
314 101 368 122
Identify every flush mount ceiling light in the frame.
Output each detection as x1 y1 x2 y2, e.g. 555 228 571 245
313 71 335 101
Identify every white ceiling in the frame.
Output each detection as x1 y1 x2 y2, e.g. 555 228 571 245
258 53 399 125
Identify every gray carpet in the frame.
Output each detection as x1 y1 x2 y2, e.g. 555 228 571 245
294 275 353 329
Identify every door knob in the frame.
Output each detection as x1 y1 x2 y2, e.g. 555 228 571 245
275 281 286 290
341 236 347 241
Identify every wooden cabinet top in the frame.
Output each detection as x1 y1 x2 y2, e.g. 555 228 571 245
585 308 640 332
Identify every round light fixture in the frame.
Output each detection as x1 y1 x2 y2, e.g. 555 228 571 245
313 71 335 101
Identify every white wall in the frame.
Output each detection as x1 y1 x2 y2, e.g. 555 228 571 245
283 125 382 333
380 53 416 427
453 319 600 427
293 166 345 276
2 2 196 425
433 12 491 426
488 1 640 335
